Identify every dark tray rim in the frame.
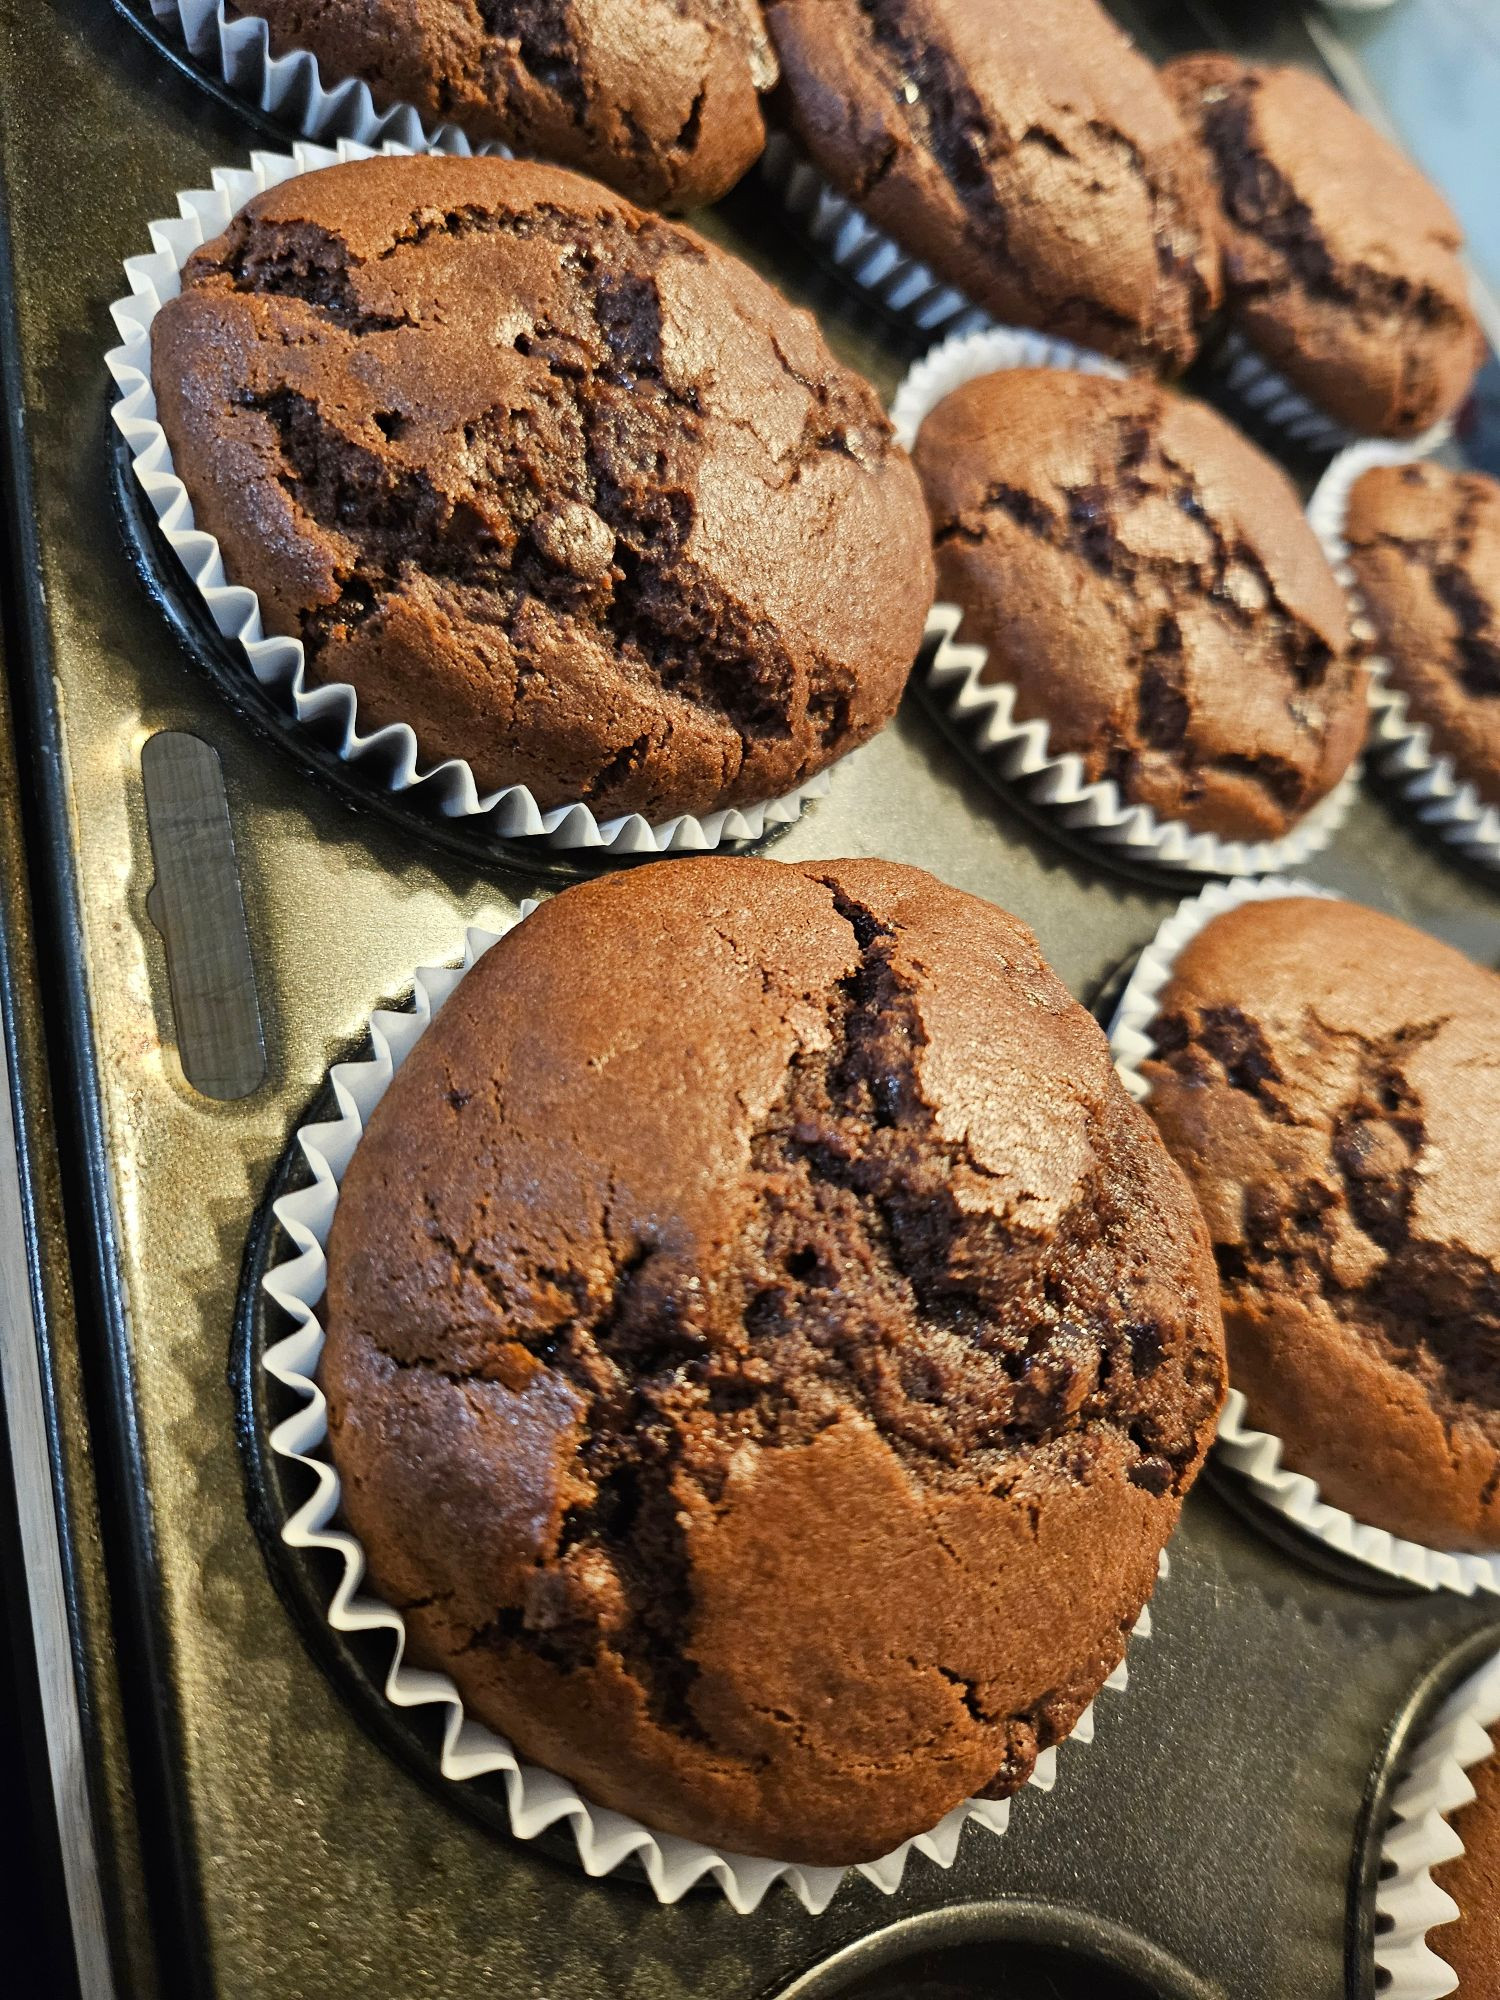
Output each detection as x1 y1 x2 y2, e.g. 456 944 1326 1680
111 0 289 150
1 154 216 2000
772 1896 1220 1998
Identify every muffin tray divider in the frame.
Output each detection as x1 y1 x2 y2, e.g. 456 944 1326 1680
6 3 1500 1996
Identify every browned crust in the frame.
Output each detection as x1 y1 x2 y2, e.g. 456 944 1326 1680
150 155 933 819
1164 54 1482 438
913 368 1363 842
766 0 1220 373
324 856 1225 1862
1143 895 1500 1550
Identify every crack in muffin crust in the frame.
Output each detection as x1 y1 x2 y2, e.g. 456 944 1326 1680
852 0 1213 344
914 368 1363 841
255 0 775 209
361 881 1211 1731
321 857 1224 1862
1198 89 1464 335
1346 461 1500 807
1164 56 1482 438
766 0 1219 372
1154 1004 1500 1431
1143 895 1500 1550
150 155 932 819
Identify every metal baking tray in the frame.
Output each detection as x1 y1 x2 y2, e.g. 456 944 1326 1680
5 1 1500 1994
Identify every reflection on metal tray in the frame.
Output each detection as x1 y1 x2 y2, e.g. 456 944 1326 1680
0 2 1499 1997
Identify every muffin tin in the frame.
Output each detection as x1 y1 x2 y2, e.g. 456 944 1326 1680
5 1 1500 1995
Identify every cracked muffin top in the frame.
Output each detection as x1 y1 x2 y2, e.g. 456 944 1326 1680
1142 895 1500 1551
1435 1739 1500 1999
1345 461 1500 807
765 0 1220 373
1164 56 1483 439
150 154 932 823
322 856 1225 1864
254 0 776 210
912 368 1365 844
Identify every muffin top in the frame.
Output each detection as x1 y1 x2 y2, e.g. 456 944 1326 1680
255 0 776 210
913 368 1365 843
766 0 1219 373
150 155 932 821
1164 55 1482 439
323 856 1225 1864
1435 1738 1500 1999
1143 895 1500 1550
1346 460 1500 805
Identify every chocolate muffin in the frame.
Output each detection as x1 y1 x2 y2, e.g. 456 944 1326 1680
765 0 1220 373
1345 460 1500 805
1142 895 1500 1551
1434 1740 1500 1997
1164 56 1483 439
253 0 775 210
913 368 1365 844
323 856 1225 1864
150 155 933 822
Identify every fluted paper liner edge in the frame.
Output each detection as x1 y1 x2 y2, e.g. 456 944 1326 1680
105 136 831 855
260 908 1160 1914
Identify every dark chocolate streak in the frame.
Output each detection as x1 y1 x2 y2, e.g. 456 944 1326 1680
932 408 1334 815
849 0 1206 358
207 201 878 782
1156 1007 1500 1441
364 884 1216 1775
1200 83 1468 417
1355 479 1500 700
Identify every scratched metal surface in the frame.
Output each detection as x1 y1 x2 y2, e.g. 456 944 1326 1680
3 1 1500 1995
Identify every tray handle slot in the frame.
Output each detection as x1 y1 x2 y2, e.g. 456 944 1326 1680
141 731 265 1101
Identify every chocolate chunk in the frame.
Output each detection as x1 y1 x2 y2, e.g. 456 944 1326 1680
1143 894 1500 1552
255 0 775 210
766 0 1220 372
1346 460 1500 808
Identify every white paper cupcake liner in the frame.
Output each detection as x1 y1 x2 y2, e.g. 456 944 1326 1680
895 327 1362 877
1309 440 1500 868
261 911 1161 1914
760 133 992 344
147 0 500 155
1109 874 1500 1597
105 138 830 857
888 322 1128 451
1211 328 1456 460
1375 1646 1500 1998
1211 330 1363 456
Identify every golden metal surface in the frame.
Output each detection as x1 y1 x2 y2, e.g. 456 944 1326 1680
4 3 1500 1994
